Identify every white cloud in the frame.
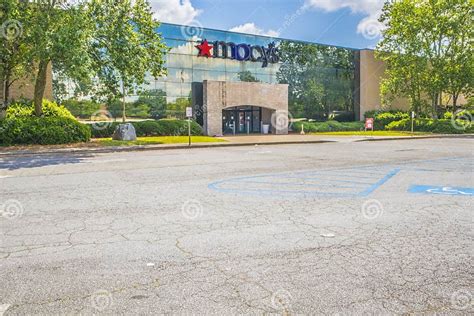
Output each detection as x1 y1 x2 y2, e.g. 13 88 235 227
229 23 280 37
150 0 201 25
304 0 384 39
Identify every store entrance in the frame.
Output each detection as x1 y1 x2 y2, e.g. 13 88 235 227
222 106 262 134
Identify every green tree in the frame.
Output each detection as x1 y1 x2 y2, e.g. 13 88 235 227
166 97 190 118
87 0 167 122
106 99 123 118
377 0 473 117
27 0 92 116
0 0 32 117
277 41 355 119
441 0 474 110
238 71 259 82
135 89 166 119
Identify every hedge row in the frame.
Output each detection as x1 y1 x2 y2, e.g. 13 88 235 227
386 118 473 134
292 120 364 133
89 119 203 138
7 99 76 120
0 117 91 145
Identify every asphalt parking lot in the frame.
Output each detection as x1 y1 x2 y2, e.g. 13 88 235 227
0 138 473 314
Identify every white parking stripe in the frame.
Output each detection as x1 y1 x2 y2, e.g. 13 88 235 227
0 304 10 315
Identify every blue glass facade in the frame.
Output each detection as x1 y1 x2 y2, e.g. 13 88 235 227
148 23 358 120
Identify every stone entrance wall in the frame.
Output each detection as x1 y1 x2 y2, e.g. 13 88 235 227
202 80 289 136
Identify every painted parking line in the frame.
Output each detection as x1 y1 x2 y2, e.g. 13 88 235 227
209 167 400 197
408 185 474 196
0 304 10 316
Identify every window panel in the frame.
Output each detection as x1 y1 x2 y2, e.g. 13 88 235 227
166 68 193 83
165 82 191 98
166 53 193 68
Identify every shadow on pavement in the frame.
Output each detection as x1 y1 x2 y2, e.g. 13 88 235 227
0 153 95 170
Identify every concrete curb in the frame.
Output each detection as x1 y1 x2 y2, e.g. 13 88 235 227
0 134 471 158
355 134 474 142
0 140 335 158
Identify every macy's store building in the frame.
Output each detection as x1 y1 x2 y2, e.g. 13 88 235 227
153 23 411 136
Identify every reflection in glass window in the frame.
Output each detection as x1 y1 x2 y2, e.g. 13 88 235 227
192 55 227 71
165 39 192 55
166 68 193 83
165 97 191 119
199 28 229 44
165 82 192 98
157 23 186 40
167 54 193 68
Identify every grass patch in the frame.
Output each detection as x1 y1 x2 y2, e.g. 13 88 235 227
311 131 430 136
94 136 226 146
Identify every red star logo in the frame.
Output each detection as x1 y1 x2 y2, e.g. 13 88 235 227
195 39 213 57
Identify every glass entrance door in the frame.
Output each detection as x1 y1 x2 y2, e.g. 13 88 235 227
222 106 261 134
238 111 246 133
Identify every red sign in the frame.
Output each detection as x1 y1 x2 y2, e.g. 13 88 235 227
195 39 213 57
365 118 374 130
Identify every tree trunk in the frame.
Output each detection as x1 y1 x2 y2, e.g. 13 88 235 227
0 77 6 119
0 76 11 119
431 93 438 119
122 84 126 123
33 60 49 117
452 93 458 113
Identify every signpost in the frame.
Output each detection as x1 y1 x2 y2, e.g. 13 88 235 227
186 107 193 146
365 118 374 131
411 111 415 133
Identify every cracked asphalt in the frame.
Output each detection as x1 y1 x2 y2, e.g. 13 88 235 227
0 138 473 314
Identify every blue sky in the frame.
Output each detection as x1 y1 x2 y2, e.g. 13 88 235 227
150 0 385 49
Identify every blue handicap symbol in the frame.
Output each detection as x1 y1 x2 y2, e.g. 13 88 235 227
408 185 474 196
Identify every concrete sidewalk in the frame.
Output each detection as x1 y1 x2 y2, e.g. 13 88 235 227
0 134 472 157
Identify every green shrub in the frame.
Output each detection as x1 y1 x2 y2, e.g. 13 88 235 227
443 109 474 120
293 120 364 133
133 120 164 136
386 118 473 134
156 119 203 136
443 112 453 119
363 109 409 129
88 119 203 138
363 109 388 119
0 117 91 145
328 111 355 122
376 112 409 129
7 99 76 119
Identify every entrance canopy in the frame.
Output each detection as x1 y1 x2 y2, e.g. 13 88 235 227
202 80 288 136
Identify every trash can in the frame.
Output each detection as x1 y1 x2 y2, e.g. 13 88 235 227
262 124 270 134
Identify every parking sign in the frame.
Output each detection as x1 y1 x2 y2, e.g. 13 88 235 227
186 107 193 118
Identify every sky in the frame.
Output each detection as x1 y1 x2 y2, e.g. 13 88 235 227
150 0 385 49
